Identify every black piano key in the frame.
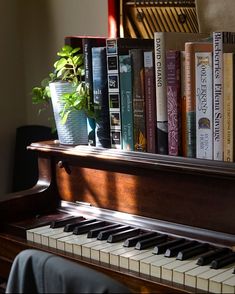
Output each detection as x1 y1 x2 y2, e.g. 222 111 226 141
64 219 97 232
123 231 158 247
135 234 168 250
107 228 140 243
196 247 231 266
153 238 185 255
87 224 120 238
210 252 235 269
50 216 84 228
73 221 106 235
176 243 209 260
97 225 131 240
164 240 198 257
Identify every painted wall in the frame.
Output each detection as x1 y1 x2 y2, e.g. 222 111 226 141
0 0 108 195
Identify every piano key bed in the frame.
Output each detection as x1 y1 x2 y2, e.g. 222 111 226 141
26 214 235 294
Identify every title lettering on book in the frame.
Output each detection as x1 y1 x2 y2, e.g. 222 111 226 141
155 38 162 87
214 33 222 79
196 56 210 114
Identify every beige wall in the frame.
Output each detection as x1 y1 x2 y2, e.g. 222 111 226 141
0 0 108 195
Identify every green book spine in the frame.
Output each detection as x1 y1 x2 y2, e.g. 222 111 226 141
119 55 134 151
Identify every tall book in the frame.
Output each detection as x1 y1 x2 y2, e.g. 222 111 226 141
195 51 213 160
130 49 146 152
64 36 106 146
106 37 153 149
166 50 181 156
144 50 156 153
213 32 235 161
180 51 187 157
119 55 134 151
154 32 209 155
223 52 235 162
184 42 213 158
91 47 111 148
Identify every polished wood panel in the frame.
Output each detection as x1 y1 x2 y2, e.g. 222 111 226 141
0 140 235 293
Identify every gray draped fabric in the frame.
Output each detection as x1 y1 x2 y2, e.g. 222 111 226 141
6 249 131 294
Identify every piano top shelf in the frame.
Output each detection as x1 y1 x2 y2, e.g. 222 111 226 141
28 140 235 179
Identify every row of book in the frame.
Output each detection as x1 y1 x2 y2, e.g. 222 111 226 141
65 31 235 161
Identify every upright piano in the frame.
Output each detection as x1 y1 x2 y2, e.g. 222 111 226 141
0 140 235 293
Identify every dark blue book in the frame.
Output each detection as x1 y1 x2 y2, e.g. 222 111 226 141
92 47 111 148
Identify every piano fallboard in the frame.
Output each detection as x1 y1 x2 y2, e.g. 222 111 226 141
0 141 235 293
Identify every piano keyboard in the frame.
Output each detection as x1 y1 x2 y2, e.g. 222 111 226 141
26 216 235 294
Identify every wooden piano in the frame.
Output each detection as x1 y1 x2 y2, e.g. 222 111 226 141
0 140 235 293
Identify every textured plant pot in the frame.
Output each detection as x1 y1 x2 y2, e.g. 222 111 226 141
49 81 88 145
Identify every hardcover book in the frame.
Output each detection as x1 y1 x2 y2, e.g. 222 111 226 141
91 47 111 148
195 51 213 160
119 55 134 151
65 36 106 146
184 42 213 158
106 37 153 149
154 31 209 155
130 48 147 152
166 50 181 156
223 52 235 162
144 50 156 154
213 31 235 160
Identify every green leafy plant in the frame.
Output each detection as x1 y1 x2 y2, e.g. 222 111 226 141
32 45 94 123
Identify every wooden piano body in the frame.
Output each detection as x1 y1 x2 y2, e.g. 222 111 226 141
0 140 235 293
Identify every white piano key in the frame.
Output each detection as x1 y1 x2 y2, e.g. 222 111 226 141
90 242 114 261
197 263 235 292
40 227 65 246
27 225 51 243
150 256 176 279
161 258 196 282
185 265 210 289
209 268 235 293
222 276 235 293
99 243 124 264
73 234 97 256
172 258 199 285
119 249 149 270
110 247 134 267
140 254 166 275
48 231 73 248
26 225 50 241
129 250 154 272
81 239 102 258
57 235 79 251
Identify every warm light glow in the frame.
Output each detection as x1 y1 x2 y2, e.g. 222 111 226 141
108 15 117 38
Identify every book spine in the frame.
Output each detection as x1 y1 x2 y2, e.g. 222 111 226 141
130 49 147 152
223 52 235 162
166 50 181 156
195 51 213 160
154 32 168 154
144 51 156 153
185 43 196 158
180 51 187 157
119 55 134 151
83 39 96 146
106 39 122 149
213 32 224 160
91 47 111 148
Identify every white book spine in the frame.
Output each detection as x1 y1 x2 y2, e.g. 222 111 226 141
195 52 213 160
154 32 168 154
213 32 223 160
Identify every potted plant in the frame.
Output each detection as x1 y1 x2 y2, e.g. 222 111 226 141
32 45 94 145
